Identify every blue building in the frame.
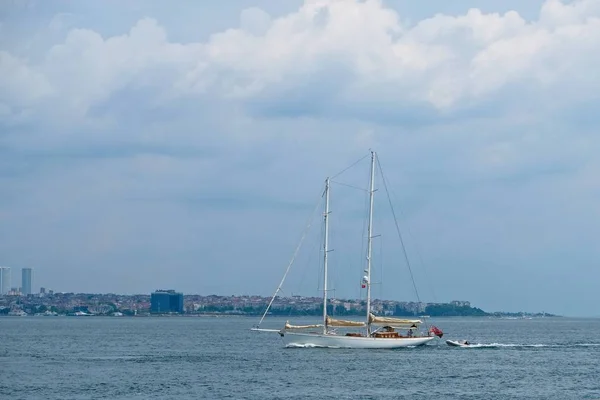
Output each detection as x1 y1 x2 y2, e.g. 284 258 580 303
150 290 184 313
21 268 33 295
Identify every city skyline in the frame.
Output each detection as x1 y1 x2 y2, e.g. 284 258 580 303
1 0 600 317
0 285 569 317
1 290 557 318
0 266 38 295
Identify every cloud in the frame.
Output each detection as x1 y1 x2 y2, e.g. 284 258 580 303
3 0 600 126
1 0 600 315
0 51 53 114
239 7 272 35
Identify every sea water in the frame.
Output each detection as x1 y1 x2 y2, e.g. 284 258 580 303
1 316 599 399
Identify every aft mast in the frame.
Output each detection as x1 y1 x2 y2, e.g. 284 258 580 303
365 151 376 335
322 177 331 334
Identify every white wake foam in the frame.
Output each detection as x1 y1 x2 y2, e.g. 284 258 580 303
285 343 341 349
450 342 600 348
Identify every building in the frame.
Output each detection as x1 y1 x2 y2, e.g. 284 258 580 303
21 268 33 295
450 300 471 308
0 267 10 295
150 290 184 313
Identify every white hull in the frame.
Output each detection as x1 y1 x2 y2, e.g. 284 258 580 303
282 331 435 349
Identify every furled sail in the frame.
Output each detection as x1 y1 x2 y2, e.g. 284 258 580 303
284 321 324 330
326 316 366 327
368 313 422 326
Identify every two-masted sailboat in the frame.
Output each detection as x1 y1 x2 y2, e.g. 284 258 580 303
252 151 443 348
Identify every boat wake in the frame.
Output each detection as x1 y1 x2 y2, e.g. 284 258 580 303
285 343 420 349
292 341 600 349
286 343 341 349
448 342 600 349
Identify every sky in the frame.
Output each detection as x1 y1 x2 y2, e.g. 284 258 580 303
1 0 599 317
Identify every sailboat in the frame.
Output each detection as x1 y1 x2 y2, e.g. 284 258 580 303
252 150 443 348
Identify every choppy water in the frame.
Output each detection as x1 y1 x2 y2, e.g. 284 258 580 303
1 316 599 399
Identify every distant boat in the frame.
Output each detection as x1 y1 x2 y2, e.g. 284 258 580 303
252 151 443 349
8 310 27 316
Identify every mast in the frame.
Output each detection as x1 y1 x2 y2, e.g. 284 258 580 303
366 151 376 334
322 177 331 334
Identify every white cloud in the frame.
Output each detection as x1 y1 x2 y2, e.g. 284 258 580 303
239 7 272 36
48 12 77 32
2 0 600 124
41 18 205 117
0 51 53 106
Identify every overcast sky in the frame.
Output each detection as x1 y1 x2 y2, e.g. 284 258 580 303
1 0 599 316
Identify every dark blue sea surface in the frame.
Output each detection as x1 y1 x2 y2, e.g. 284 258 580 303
1 316 599 399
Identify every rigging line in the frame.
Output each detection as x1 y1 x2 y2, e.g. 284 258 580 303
256 186 325 328
385 183 438 303
330 153 370 180
400 210 437 303
330 180 368 192
375 155 424 309
293 217 319 305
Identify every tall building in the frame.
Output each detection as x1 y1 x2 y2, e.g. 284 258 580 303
0 267 10 295
21 268 33 295
150 290 184 313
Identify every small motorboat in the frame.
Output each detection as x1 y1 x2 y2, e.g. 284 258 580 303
446 339 473 347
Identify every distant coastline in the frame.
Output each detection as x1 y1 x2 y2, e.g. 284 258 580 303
0 292 558 318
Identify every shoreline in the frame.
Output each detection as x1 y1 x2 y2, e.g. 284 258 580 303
0 313 566 319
